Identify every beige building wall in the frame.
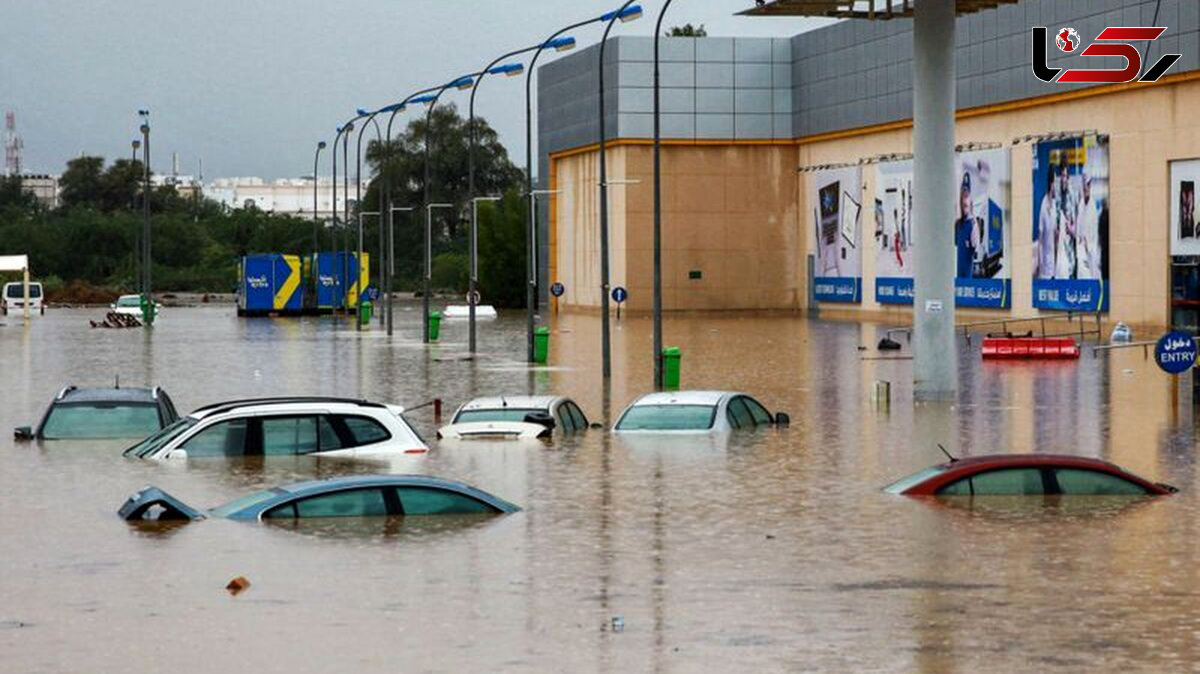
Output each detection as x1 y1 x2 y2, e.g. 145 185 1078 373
552 142 801 313
551 73 1200 329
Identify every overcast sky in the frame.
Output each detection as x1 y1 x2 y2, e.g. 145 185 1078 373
2 1 831 180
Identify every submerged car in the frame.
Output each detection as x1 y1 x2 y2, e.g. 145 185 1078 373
884 454 1177 496
438 395 592 440
119 475 520 522
15 385 179 441
110 294 162 318
123 396 428 460
2 281 44 315
613 391 790 433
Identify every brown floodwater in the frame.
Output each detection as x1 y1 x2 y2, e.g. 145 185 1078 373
2 303 1198 672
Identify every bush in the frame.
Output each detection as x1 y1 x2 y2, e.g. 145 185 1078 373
431 252 468 293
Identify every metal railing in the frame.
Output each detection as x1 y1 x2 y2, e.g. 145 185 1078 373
1090 340 1157 358
882 312 1105 346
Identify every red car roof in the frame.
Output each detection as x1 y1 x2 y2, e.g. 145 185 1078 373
897 454 1173 496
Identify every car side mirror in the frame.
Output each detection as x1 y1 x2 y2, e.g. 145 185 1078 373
13 425 33 441
166 449 188 460
774 413 790 427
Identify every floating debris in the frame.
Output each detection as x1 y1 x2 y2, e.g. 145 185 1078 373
89 312 142 329
610 615 624 633
226 576 251 595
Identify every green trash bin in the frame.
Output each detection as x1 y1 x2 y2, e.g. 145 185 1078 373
661 347 681 390
358 300 373 325
533 326 551 364
429 311 442 342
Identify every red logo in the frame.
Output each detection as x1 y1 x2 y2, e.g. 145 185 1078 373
1055 27 1079 52
1033 26 1182 84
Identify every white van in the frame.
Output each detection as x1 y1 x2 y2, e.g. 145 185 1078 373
2 282 45 315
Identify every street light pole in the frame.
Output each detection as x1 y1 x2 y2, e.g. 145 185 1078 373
354 112 382 332
342 122 354 316
138 109 153 325
652 0 676 390
387 206 415 337
597 2 644 379
313 141 326 257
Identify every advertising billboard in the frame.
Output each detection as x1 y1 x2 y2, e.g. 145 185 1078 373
811 167 862 303
872 148 1010 308
1171 159 1200 256
1031 134 1110 312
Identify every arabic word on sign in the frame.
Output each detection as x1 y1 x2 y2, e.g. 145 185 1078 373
612 287 628 304
1154 331 1198 375
925 300 943 314
466 290 482 306
550 282 565 297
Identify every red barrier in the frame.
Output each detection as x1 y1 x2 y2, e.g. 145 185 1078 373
981 337 1081 360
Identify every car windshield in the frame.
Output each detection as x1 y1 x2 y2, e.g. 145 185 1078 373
40 403 161 440
210 489 280 518
117 296 141 307
453 408 543 424
883 465 950 494
124 417 197 457
6 284 41 299
616 404 717 431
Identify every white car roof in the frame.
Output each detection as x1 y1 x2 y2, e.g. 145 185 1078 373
458 396 563 411
190 400 398 420
627 391 740 407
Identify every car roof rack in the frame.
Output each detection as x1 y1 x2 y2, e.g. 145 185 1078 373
56 385 78 401
191 396 385 415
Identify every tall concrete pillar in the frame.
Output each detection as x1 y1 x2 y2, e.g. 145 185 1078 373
912 0 958 400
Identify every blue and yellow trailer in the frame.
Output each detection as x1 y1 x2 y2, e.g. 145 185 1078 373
312 252 369 312
237 254 303 316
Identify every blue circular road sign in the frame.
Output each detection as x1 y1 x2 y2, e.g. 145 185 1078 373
1154 331 1197 375
550 282 565 297
612 287 628 304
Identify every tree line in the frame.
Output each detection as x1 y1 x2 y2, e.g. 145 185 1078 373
0 103 529 307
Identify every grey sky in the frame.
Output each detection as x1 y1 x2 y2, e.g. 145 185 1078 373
2 1 830 180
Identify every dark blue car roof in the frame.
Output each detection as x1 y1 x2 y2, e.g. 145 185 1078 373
220 474 521 519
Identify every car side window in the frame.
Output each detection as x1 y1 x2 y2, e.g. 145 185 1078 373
180 418 249 457
396 487 497 515
726 398 753 429
556 406 574 433
283 488 390 518
1053 468 1149 495
937 468 1047 496
743 397 772 425
568 403 588 429
340 415 391 447
261 416 318 455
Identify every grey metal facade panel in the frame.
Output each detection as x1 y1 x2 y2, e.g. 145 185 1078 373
697 88 734 114
735 113 774 139
696 114 735 138
735 38 774 63
697 37 735 62
735 89 773 114
697 62 735 88
735 63 773 88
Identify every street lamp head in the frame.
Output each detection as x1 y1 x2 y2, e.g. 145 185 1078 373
489 63 525 77
131 140 141 150
137 109 150 117
345 122 355 132
602 4 643 22
452 76 475 90
546 36 577 52
380 102 405 113
139 124 150 134
356 108 371 117
408 94 437 105
318 141 327 150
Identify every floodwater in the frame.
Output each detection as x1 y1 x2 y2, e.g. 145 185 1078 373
2 302 1199 672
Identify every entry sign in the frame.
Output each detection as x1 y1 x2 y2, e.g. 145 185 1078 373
612 287 628 304
550 282 565 298
1154 331 1198 375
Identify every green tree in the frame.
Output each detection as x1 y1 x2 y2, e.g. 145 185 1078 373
58 155 105 209
667 24 707 37
0 174 38 211
364 104 524 290
476 189 529 308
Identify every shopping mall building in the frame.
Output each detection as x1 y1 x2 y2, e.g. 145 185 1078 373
535 0 1200 330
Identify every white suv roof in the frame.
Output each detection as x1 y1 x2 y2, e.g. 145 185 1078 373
456 396 562 412
189 397 399 420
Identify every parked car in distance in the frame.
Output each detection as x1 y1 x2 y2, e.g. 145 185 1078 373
884 454 1178 496
15 385 179 441
110 294 161 318
122 397 428 460
438 395 593 440
613 391 790 433
119 475 520 522
2 281 44 315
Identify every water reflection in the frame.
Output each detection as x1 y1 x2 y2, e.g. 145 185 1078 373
1 304 1198 671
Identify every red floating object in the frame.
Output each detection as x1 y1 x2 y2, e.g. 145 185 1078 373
981 337 1080 360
